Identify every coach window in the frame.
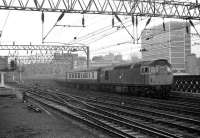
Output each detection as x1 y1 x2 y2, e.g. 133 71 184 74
140 67 144 73
78 73 80 78
150 67 156 73
105 71 109 80
92 72 94 78
144 67 149 73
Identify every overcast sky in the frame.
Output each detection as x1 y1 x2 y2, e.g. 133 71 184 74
0 8 200 60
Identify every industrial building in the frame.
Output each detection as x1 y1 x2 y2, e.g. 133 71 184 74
141 21 191 73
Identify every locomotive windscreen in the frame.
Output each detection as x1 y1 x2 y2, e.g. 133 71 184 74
150 59 171 67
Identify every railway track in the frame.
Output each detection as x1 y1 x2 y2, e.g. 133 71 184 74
16 80 200 137
57 92 200 137
98 95 200 118
17 83 186 138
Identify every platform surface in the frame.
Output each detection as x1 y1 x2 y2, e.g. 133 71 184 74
0 88 110 138
0 87 15 96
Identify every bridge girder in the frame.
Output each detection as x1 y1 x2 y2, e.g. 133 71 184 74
0 0 199 20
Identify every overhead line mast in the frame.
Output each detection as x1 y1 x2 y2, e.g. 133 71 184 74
0 0 199 20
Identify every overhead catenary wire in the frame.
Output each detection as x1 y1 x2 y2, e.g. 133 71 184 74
137 17 152 41
81 18 147 45
189 19 200 38
70 17 147 45
0 0 16 39
73 15 109 39
86 24 133 45
91 41 139 52
68 18 131 44
43 11 65 41
114 14 136 42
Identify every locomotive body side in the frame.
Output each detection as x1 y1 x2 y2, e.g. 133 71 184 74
99 63 147 85
98 59 173 97
65 59 173 98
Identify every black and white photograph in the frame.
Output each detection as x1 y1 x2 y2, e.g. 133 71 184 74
0 0 200 137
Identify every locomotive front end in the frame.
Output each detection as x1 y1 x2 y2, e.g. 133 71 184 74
148 59 173 96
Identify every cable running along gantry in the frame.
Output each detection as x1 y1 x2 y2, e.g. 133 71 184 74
0 0 199 20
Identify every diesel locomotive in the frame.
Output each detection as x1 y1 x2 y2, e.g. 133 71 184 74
66 59 173 98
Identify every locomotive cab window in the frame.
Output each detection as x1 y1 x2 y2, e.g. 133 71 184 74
167 66 172 73
141 67 149 74
69 73 72 78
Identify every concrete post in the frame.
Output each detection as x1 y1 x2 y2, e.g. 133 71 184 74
86 46 90 69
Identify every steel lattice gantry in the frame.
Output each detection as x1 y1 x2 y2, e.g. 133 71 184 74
0 0 199 20
0 44 88 51
0 44 90 67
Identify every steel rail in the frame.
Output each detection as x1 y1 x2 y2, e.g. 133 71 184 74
21 85 178 138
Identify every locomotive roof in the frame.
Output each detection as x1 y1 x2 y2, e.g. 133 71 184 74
113 59 170 70
113 61 151 70
68 67 99 72
150 59 171 66
67 59 170 72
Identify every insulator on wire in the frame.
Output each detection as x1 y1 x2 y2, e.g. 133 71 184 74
163 18 165 31
186 20 189 34
41 12 44 23
131 15 134 26
57 11 65 22
112 17 114 27
136 16 138 26
115 14 122 23
189 19 195 27
146 17 151 26
82 16 85 27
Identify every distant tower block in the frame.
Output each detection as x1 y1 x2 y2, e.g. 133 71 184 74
141 21 191 73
